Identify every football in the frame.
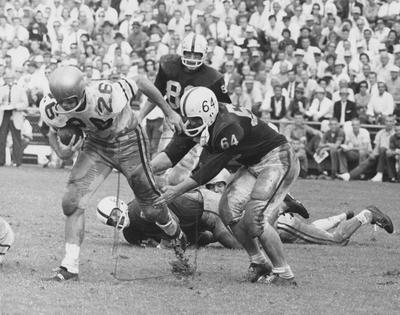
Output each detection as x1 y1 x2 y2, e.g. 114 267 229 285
57 125 84 145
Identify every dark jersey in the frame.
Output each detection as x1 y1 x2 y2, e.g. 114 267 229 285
164 103 287 185
154 54 231 114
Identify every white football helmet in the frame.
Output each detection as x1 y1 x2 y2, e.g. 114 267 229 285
180 87 219 138
181 33 208 70
0 217 14 264
49 66 86 114
96 196 130 230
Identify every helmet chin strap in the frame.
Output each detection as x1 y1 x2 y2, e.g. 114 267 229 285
199 127 210 146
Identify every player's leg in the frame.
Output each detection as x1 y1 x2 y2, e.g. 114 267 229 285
219 168 272 282
311 212 351 230
57 145 112 280
242 144 299 284
0 217 15 264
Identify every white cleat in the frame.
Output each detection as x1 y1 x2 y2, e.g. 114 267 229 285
337 173 350 181
370 173 382 182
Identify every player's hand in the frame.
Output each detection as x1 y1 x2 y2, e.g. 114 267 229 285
56 135 84 159
165 110 184 134
154 185 179 206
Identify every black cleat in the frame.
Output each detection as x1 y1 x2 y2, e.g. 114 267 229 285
283 194 309 219
246 263 272 283
50 266 79 282
346 211 355 220
366 205 394 234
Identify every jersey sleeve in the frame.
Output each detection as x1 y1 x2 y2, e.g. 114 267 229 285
154 64 168 96
111 78 139 114
39 94 67 130
163 132 196 166
190 151 236 185
210 77 232 103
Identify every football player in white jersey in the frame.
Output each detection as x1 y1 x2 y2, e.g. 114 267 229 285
40 66 185 281
0 217 14 265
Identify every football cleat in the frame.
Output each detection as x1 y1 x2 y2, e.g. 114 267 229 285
283 194 309 219
51 266 79 282
262 274 297 286
345 210 355 220
337 173 350 181
246 263 272 283
169 231 194 278
366 205 394 234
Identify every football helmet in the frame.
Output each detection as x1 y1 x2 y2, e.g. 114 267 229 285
96 196 130 230
49 66 86 114
180 87 218 137
181 33 208 70
0 217 14 264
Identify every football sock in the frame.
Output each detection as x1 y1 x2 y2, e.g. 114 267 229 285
250 252 268 265
61 243 80 274
355 210 372 225
311 213 346 230
156 216 179 237
272 265 294 279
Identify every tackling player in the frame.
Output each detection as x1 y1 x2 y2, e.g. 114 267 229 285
154 87 300 286
0 216 14 265
39 66 185 281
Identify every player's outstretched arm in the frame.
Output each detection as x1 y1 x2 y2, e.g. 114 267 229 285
155 177 199 206
135 75 184 133
48 129 83 160
137 100 156 124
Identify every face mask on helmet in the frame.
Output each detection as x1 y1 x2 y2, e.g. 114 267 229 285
97 196 130 230
182 51 205 70
182 116 206 137
54 95 85 114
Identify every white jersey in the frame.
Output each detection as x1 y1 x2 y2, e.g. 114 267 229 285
39 78 139 140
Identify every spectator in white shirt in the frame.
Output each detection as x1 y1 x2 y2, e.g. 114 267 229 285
313 48 328 78
362 28 380 57
377 0 400 23
209 12 227 42
225 16 241 44
7 37 30 69
305 85 333 121
167 9 186 39
0 15 14 42
332 60 350 88
338 117 372 174
249 2 268 31
106 32 132 58
263 14 283 40
219 0 238 24
300 69 319 100
96 0 118 26
148 34 169 62
367 81 394 123
10 16 29 42
376 51 392 82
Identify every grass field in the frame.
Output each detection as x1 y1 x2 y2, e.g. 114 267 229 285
0 166 399 314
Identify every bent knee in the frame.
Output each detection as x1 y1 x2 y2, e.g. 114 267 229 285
62 194 84 217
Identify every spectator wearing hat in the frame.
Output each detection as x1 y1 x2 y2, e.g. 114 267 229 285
306 85 333 121
367 81 394 124
223 60 242 94
107 32 132 57
300 37 318 68
332 79 355 103
10 16 29 42
299 69 318 100
332 59 350 87
127 20 149 57
0 71 29 167
313 48 328 78
376 52 392 82
242 74 263 112
333 87 357 124
119 10 135 38
287 84 309 118
293 48 308 74
148 34 168 62
249 50 265 73
337 117 372 174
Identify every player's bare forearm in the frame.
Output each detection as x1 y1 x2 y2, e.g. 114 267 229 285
150 152 173 174
138 100 156 123
135 75 173 117
174 177 199 198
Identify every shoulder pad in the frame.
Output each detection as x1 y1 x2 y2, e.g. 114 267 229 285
39 94 67 129
159 54 182 77
202 64 224 83
211 120 244 151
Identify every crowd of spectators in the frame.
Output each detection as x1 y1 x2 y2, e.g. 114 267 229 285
0 0 399 181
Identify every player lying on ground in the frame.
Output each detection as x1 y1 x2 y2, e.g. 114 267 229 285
39 66 185 281
277 207 394 245
154 87 300 286
0 217 14 265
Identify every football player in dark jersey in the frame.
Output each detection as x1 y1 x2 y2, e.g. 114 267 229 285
154 87 300 286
